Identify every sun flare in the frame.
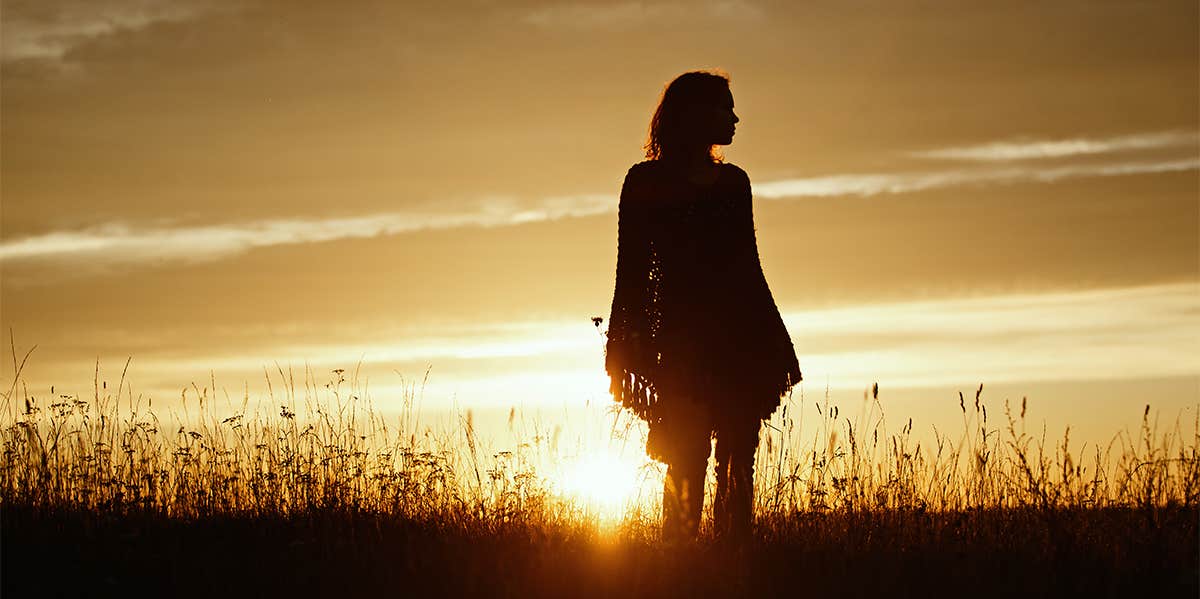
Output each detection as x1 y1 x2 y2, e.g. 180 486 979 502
553 451 659 521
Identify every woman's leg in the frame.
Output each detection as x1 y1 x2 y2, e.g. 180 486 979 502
662 452 707 542
713 414 761 541
658 408 712 542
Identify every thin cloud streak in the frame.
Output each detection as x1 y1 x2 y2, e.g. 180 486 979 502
0 193 613 265
520 0 764 29
2 156 1195 271
160 320 591 372
907 130 1199 162
752 157 1199 199
113 282 1199 406
788 283 1199 389
1 0 213 63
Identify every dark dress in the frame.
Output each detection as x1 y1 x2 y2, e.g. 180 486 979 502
604 159 801 461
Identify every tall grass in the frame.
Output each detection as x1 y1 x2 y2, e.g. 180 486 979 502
2 343 1196 532
1 355 582 531
4 344 1197 597
753 383 1199 517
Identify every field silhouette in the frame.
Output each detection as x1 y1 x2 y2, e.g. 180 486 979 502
2 347 1196 597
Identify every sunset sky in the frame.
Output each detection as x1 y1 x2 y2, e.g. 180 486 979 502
2 0 1197 447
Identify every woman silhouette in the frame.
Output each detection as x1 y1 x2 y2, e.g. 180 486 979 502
604 70 802 542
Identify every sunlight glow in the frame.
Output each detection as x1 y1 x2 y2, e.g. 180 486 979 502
553 450 658 524
61 282 1198 415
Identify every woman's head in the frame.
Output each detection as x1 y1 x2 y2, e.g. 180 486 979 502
645 70 738 162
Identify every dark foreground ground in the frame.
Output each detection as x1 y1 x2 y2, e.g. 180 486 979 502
3 505 1196 598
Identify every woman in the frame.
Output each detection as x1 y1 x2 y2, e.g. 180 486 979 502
604 69 802 542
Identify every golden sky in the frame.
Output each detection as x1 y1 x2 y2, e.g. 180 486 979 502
2 0 1198 443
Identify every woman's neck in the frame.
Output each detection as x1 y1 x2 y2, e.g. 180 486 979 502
662 150 714 169
660 152 719 187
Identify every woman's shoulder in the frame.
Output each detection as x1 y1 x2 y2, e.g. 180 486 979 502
627 160 658 178
720 161 749 183
627 160 748 178
621 161 657 197
622 161 748 202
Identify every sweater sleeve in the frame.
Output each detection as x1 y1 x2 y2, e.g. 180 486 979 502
733 166 803 388
604 164 657 410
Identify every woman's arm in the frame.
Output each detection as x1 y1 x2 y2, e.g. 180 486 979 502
730 166 762 275
732 166 803 385
605 164 656 402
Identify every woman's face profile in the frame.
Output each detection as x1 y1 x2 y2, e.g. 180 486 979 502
679 87 738 152
705 87 738 147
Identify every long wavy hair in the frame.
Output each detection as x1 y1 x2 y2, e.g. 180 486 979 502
644 69 731 163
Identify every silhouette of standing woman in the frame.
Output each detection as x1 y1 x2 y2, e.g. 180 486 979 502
604 70 802 542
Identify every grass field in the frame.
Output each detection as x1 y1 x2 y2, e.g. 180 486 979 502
2 350 1196 597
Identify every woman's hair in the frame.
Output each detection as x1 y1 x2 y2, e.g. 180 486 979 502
644 69 731 162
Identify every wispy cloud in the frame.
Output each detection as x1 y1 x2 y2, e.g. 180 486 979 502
753 157 1199 199
75 282 1200 408
1 0 212 63
520 0 764 29
781 282 1200 388
4 130 1195 273
135 319 595 374
907 130 1199 162
0 193 613 267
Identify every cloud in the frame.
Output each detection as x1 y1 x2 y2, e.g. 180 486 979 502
780 282 1200 388
907 130 1199 162
753 157 1198 199
520 0 764 29
0 0 214 63
104 282 1200 406
3 131 1195 274
136 318 595 373
0 192 613 268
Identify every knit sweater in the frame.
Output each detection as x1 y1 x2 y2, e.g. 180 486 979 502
604 160 802 424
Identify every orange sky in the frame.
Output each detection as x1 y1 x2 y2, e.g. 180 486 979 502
2 0 1198 445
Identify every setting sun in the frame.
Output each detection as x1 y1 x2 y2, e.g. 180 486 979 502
553 450 661 521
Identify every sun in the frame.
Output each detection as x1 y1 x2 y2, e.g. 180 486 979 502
553 450 659 522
